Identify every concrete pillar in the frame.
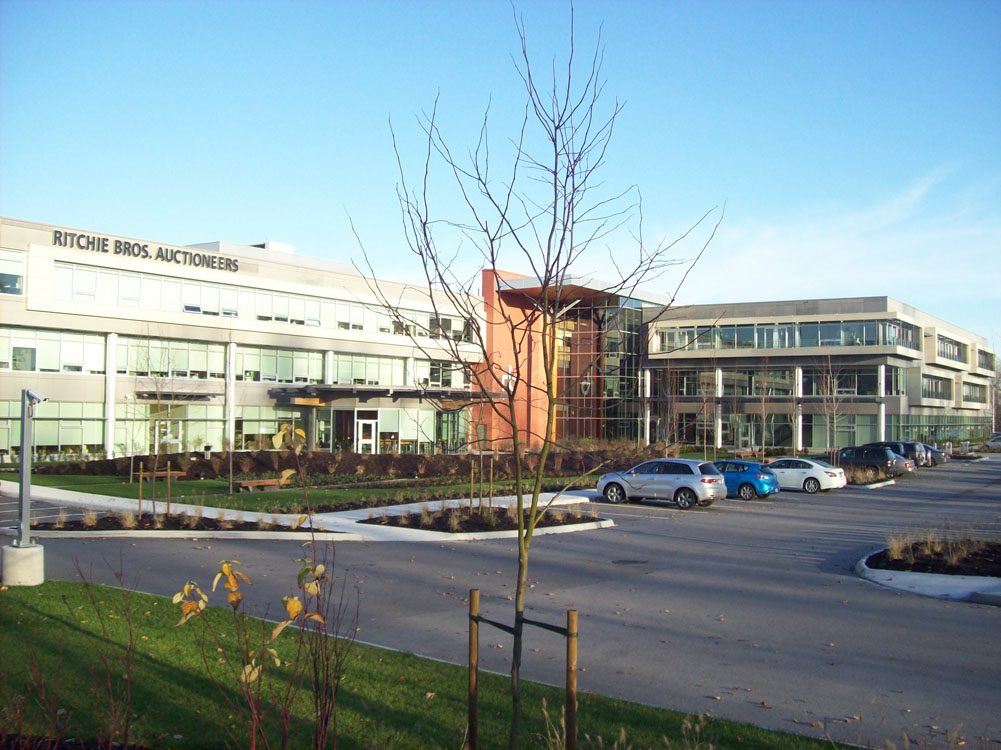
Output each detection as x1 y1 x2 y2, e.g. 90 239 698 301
643 369 651 446
2 543 44 586
104 332 117 458
794 366 804 452
324 350 334 385
226 342 236 449
877 364 887 441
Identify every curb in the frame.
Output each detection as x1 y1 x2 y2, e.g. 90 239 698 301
855 550 1001 606
0 527 360 542
844 479 896 490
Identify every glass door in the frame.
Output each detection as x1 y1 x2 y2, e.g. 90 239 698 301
356 419 377 454
152 419 183 453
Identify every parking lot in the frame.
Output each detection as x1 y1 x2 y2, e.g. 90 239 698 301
11 457 1001 749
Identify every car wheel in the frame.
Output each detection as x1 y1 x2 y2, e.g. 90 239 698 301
864 465 878 482
603 483 626 504
737 483 756 501
803 477 820 494
675 488 697 510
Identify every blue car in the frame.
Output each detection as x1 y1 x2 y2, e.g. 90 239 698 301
712 460 781 500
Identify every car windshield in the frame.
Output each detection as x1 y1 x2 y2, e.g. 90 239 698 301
698 464 721 476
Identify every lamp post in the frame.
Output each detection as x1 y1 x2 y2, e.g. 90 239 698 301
2 388 48 586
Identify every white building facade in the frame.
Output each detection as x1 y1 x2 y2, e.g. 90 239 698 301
0 217 482 459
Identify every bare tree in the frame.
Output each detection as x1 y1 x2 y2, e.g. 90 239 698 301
814 355 846 454
360 10 719 746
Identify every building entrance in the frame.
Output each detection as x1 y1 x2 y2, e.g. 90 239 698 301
356 419 377 454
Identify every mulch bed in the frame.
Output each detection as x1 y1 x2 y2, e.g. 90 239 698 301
31 513 313 533
866 542 1001 578
360 506 599 533
30 507 599 535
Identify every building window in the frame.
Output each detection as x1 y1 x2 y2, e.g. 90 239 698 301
936 335 966 364
0 327 105 375
978 349 995 371
962 382 987 403
921 375 952 400
235 346 324 384
0 249 25 295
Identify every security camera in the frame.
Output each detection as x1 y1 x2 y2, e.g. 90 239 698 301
25 388 48 404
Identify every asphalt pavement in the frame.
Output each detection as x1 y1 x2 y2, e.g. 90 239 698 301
2 459 1000 749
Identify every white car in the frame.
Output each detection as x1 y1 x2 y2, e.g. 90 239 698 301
763 457 847 493
982 436 1001 450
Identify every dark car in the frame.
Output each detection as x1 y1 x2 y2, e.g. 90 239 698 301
837 445 901 480
712 460 781 500
863 441 927 467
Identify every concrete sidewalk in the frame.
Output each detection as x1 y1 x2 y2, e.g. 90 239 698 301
0 480 610 542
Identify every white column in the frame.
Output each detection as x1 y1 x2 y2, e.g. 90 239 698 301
226 342 236 449
324 350 334 385
643 369 651 446
104 333 117 458
715 368 724 449
794 366 804 453
877 364 887 441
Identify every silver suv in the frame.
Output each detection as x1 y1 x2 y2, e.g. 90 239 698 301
596 458 726 509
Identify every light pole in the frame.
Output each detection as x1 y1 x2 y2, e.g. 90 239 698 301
2 388 48 586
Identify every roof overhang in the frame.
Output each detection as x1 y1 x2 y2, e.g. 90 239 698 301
268 385 477 406
496 274 669 307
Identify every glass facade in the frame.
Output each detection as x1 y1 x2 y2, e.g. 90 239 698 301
657 318 921 353
555 296 645 443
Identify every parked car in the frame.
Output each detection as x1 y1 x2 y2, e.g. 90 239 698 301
982 436 1001 450
920 443 950 466
836 445 901 480
863 441 927 467
764 457 847 493
596 458 727 509
889 451 915 475
712 460 781 500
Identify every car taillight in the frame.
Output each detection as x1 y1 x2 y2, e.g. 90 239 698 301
754 473 768 480
700 478 717 484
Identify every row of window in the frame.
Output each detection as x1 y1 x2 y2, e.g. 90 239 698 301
50 260 475 341
654 366 909 398
936 335 966 363
2 327 466 388
0 328 106 374
656 319 922 353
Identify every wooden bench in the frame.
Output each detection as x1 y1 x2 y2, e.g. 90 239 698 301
233 477 290 492
139 470 187 482
733 450 765 460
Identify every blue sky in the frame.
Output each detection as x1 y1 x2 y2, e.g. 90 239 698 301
2 0 999 343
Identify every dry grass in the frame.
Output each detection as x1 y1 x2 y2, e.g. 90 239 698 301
183 510 202 529
420 504 432 526
116 510 138 529
447 509 463 533
886 528 988 568
81 509 98 528
255 515 275 531
53 509 68 529
152 514 164 530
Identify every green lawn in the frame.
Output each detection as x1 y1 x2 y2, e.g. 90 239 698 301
23 474 597 515
1 580 847 750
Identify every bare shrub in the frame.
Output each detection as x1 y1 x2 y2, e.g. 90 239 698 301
116 511 137 529
420 504 432 527
447 509 462 533
82 509 98 528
